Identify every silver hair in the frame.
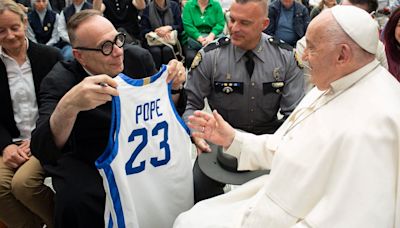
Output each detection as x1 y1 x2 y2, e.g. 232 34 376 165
30 0 52 10
234 0 269 17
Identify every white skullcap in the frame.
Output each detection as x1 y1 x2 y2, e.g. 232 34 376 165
331 5 379 54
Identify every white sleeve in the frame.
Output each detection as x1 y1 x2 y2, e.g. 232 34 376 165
46 13 60 46
291 127 398 228
58 11 70 43
376 40 388 70
26 23 38 43
225 130 274 171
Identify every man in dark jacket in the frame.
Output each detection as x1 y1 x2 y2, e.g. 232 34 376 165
31 9 186 227
264 0 310 47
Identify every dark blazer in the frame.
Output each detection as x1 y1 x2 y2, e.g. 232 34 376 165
264 0 310 46
103 0 140 39
28 9 58 44
31 44 156 165
62 1 93 23
139 0 183 40
0 40 62 154
30 44 159 226
49 0 66 13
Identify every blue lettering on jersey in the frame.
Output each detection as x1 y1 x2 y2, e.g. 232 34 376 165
135 98 163 124
125 121 170 175
125 128 147 174
150 121 170 167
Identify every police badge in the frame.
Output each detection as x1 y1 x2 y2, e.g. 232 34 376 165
191 52 202 69
294 51 304 69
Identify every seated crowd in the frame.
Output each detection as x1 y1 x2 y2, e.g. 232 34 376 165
9 0 400 75
0 0 399 226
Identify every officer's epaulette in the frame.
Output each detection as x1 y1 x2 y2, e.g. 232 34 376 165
268 37 293 51
203 37 231 52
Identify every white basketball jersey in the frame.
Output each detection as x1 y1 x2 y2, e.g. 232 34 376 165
96 66 194 228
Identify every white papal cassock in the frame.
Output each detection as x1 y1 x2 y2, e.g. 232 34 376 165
174 60 400 228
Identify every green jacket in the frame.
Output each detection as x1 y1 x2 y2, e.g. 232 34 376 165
182 0 225 44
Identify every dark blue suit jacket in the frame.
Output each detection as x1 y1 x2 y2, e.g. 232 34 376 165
0 40 63 154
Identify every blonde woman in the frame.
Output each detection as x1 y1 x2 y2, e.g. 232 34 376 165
310 0 337 19
0 0 62 227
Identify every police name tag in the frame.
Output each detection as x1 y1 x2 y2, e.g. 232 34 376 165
272 82 284 88
263 81 285 94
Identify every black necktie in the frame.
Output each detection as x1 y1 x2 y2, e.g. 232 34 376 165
245 51 255 78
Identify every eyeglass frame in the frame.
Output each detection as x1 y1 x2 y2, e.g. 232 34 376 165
73 33 126 56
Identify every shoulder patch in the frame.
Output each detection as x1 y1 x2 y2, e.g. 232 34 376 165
294 50 304 69
203 37 231 52
191 52 202 70
268 37 293 51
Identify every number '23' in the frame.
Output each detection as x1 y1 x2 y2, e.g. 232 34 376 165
125 121 170 175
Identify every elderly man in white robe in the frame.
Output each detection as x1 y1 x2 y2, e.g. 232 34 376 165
175 5 400 228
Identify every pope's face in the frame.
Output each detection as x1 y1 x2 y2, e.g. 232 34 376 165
302 21 338 90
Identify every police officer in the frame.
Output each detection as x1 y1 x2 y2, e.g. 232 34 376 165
183 0 305 202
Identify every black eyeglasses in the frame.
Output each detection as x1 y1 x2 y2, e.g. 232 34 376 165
74 33 126 56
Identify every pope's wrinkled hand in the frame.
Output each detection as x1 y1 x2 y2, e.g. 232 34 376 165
188 110 236 149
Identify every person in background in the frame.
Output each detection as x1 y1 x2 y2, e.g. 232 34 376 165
27 0 60 46
0 0 63 227
95 0 146 45
296 0 387 92
382 6 400 81
49 0 69 13
264 0 310 47
301 0 312 13
184 0 304 202
310 0 337 19
15 0 31 13
31 9 186 226
57 0 92 60
174 5 400 227
342 0 377 11
140 0 183 69
181 0 225 67
390 0 400 11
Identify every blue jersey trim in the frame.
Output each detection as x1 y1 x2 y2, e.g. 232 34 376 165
96 95 121 168
119 65 167 86
104 165 126 227
95 65 182 228
167 79 190 135
108 214 113 228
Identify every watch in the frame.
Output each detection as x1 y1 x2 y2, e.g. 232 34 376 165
171 84 183 94
171 88 182 94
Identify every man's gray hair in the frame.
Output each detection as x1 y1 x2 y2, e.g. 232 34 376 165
67 9 102 46
235 0 269 17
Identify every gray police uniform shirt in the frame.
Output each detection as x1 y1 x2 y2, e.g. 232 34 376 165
183 33 305 135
